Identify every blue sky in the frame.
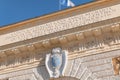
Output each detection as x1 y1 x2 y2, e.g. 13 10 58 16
0 0 93 27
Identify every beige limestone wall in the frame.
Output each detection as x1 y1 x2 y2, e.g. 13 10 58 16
65 49 120 80
0 0 120 80
0 49 120 80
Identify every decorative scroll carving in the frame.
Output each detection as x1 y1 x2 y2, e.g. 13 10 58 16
112 57 120 75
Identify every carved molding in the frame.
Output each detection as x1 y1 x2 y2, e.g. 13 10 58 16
0 3 120 46
0 22 120 72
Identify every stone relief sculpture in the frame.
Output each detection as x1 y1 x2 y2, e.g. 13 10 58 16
45 47 68 78
112 57 120 75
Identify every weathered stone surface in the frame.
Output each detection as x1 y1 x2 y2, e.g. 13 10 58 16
70 58 82 77
0 1 120 80
0 68 33 79
9 74 37 80
63 50 120 80
64 60 74 76
0 4 120 46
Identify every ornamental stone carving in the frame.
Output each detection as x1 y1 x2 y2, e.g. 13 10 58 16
45 47 68 78
112 57 120 75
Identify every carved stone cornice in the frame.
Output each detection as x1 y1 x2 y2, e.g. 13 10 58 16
0 0 114 32
1 3 120 47
0 22 120 73
0 23 120 56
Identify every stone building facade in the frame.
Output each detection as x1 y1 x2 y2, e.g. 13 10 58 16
0 0 120 80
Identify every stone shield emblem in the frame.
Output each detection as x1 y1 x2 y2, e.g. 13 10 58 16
51 54 61 68
45 47 68 78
